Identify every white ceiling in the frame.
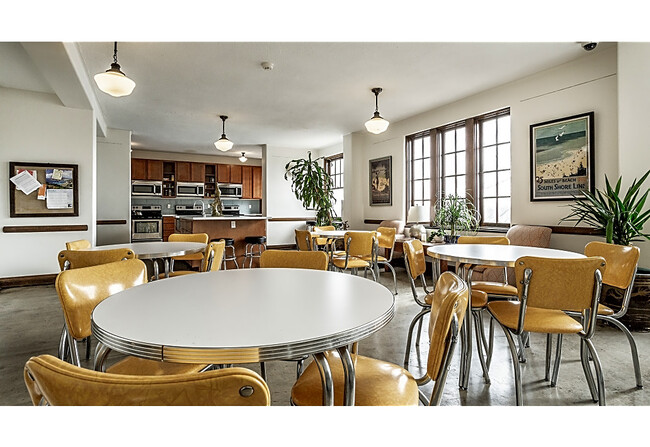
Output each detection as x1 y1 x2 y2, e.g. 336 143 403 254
4 41 609 159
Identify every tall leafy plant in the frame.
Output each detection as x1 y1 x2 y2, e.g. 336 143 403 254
284 151 336 226
560 170 650 245
433 194 480 241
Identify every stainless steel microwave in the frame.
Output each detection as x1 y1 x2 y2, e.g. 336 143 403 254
218 183 242 198
177 182 205 197
131 180 162 197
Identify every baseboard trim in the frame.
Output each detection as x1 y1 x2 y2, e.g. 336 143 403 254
266 244 297 250
0 274 57 289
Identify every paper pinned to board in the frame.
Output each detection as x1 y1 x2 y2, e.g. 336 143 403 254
10 170 41 195
46 189 73 209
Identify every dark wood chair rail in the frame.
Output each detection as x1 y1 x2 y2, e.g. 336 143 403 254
3 225 89 233
97 220 127 226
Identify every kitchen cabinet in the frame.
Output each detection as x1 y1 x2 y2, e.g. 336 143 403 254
230 165 242 184
132 158 163 180
204 164 217 198
147 160 163 180
217 164 231 183
241 166 253 199
252 166 262 199
162 161 176 197
163 216 176 241
191 162 205 182
175 162 203 182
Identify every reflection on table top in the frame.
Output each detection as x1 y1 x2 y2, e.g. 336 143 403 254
87 241 206 259
91 268 395 364
427 244 585 267
311 230 380 238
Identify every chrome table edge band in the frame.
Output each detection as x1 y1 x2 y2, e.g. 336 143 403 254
427 251 515 267
90 307 393 364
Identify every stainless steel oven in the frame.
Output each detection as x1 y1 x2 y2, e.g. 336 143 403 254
131 180 162 197
131 205 163 241
218 183 242 198
176 182 205 197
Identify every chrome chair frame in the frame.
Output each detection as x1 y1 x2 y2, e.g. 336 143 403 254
244 240 266 268
222 242 239 270
374 229 398 295
402 251 433 369
330 234 378 281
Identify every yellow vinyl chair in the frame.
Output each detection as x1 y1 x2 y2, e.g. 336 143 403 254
159 240 226 278
295 229 315 251
24 354 270 406
487 256 606 405
361 226 398 294
65 239 91 250
330 231 377 281
549 241 642 388
167 233 209 273
56 258 209 375
402 239 489 383
58 248 135 271
313 225 335 250
291 271 468 406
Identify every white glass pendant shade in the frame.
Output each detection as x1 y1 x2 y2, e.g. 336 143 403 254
214 137 234 152
94 68 136 97
365 113 390 134
239 152 247 162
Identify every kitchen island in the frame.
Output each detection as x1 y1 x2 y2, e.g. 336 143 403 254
177 215 268 267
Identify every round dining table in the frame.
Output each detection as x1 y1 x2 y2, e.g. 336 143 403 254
88 241 206 279
426 243 585 390
91 268 395 406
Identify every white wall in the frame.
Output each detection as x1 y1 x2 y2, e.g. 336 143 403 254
618 43 650 268
96 128 131 245
264 145 316 245
0 87 95 277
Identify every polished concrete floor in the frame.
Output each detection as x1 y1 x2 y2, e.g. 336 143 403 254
2 266 650 406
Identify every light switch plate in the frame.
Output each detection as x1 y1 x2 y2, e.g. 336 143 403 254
231 221 236 228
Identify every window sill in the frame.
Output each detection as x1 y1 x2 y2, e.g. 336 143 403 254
477 226 508 234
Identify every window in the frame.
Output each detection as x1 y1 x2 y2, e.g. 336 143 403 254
406 108 510 227
325 154 343 217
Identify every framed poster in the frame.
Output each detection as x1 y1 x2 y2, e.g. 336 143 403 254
9 162 79 217
530 112 595 201
369 156 392 206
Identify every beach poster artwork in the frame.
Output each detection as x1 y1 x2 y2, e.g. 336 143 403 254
45 168 74 209
369 156 392 206
530 112 594 201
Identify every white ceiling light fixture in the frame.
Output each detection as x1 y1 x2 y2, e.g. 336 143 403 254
364 87 389 134
214 115 234 152
94 42 136 97
239 152 247 163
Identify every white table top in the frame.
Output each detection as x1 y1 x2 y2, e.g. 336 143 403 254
311 230 378 238
91 268 395 364
89 241 206 259
427 244 584 267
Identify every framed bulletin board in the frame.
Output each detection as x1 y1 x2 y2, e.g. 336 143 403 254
9 162 79 217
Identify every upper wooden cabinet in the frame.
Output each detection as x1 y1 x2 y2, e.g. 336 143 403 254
176 162 204 183
217 164 231 183
132 158 163 180
241 166 253 199
230 165 242 184
252 166 262 199
191 163 205 182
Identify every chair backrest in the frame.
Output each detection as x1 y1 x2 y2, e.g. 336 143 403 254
65 239 91 250
403 239 427 279
584 241 640 290
426 272 469 381
24 354 270 406
55 258 147 340
204 240 226 272
260 250 329 271
343 231 375 257
168 233 208 261
506 225 552 248
515 256 605 312
314 226 336 246
58 248 136 271
376 226 397 250
295 229 313 251
457 236 510 245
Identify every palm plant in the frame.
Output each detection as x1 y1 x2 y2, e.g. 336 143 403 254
284 151 337 226
560 170 650 245
433 194 480 242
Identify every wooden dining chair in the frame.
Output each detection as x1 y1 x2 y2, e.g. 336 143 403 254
167 233 208 272
24 354 270 406
65 239 91 250
159 240 225 278
290 271 468 406
487 256 606 405
56 258 209 375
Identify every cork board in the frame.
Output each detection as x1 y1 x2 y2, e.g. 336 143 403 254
9 162 79 217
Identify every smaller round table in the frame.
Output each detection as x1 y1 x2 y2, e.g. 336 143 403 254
89 242 206 279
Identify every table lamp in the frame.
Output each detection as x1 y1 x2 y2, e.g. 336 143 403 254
407 205 429 240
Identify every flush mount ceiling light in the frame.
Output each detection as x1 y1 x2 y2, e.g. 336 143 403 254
93 42 136 97
239 152 247 163
214 115 234 152
364 87 389 134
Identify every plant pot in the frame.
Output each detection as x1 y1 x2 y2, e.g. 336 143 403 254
600 270 650 332
444 234 460 244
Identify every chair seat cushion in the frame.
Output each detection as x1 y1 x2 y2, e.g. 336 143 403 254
471 290 488 308
360 255 387 262
487 301 583 334
106 356 209 376
158 271 198 279
471 281 518 296
597 303 615 316
291 352 419 406
332 257 370 269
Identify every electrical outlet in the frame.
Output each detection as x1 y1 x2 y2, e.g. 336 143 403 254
167 204 171 209
231 221 236 229
249 204 252 209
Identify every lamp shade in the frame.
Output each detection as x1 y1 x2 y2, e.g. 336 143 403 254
214 137 233 152
239 152 247 162
94 43 135 97
364 114 390 134
407 205 429 223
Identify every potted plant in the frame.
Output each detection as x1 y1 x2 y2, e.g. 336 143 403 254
433 194 480 243
284 151 337 226
561 169 650 330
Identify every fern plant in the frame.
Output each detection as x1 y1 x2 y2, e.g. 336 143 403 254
560 170 650 245
284 151 337 226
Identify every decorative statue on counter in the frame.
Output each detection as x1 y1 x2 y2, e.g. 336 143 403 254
210 186 224 216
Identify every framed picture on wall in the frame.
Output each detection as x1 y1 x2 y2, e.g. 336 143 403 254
529 111 595 201
369 156 392 206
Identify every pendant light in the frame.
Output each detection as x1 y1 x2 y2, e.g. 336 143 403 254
214 115 234 151
239 152 248 163
94 42 136 97
364 87 389 134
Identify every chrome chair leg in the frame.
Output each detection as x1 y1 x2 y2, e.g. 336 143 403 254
501 325 523 406
260 362 267 381
600 315 643 388
472 311 491 384
336 346 355 406
68 337 81 368
551 334 563 387
545 333 553 381
584 338 606 406
486 316 495 369
85 336 92 360
57 326 67 360
378 261 398 295
403 307 430 369
311 352 334 406
580 338 599 402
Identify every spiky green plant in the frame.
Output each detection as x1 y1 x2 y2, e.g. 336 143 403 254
560 170 650 245
433 194 480 238
284 151 337 226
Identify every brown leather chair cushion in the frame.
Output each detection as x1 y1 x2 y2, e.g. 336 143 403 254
597 303 615 316
471 290 488 308
471 281 518 296
487 301 583 334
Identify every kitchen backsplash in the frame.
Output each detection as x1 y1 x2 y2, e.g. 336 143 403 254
132 197 262 215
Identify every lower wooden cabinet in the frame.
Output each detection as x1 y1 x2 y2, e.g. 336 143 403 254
163 216 176 241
